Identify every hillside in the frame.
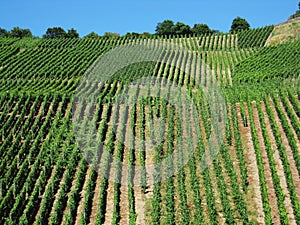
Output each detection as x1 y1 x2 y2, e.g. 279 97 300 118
265 18 300 46
233 39 300 83
1 25 300 225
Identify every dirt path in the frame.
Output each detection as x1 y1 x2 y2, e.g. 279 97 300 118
119 182 130 225
218 152 241 223
118 104 131 225
236 103 265 224
32 101 67 220
72 102 81 119
286 94 300 124
233 34 238 48
102 107 118 225
227 68 232 86
101 178 114 225
213 35 218 49
176 103 195 223
261 101 297 224
186 104 210 224
279 95 300 158
267 99 300 202
74 166 92 225
61 165 80 224
88 167 103 225
221 34 226 49
250 101 281 224
134 186 146 225
278 97 300 176
33 165 57 222
47 167 69 223
198 100 226 224
194 170 211 224
88 103 112 225
227 104 242 186
209 163 226 224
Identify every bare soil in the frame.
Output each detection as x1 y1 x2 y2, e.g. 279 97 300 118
236 102 265 224
261 101 297 224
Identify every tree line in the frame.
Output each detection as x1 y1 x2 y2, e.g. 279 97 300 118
2 0 300 40
0 27 79 39
0 27 32 38
0 17 251 39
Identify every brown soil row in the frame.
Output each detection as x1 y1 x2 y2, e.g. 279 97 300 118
236 103 265 224
261 100 297 224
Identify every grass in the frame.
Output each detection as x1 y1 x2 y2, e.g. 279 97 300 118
266 18 300 46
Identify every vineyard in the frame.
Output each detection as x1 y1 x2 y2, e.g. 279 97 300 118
0 24 300 225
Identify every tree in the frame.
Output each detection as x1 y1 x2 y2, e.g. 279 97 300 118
104 32 120 38
155 20 175 36
11 27 32 38
84 32 100 38
192 24 214 35
173 22 191 35
230 17 250 33
141 32 152 38
66 28 79 38
0 28 10 37
289 2 300 20
43 27 67 38
124 32 140 38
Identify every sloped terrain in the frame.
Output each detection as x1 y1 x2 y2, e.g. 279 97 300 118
266 18 300 46
0 26 300 225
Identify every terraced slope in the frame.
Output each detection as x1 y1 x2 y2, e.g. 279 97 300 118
233 40 300 83
0 28 300 225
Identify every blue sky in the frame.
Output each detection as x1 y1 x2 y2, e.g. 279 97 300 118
1 0 298 37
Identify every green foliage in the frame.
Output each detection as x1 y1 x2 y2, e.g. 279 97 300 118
173 22 192 35
0 37 117 82
12 37 42 49
0 27 33 39
1 29 300 225
156 20 215 36
0 28 10 37
10 27 32 38
289 1 300 19
66 28 79 38
155 20 175 36
237 25 274 48
84 32 100 39
230 17 250 33
192 23 214 35
233 40 300 83
43 27 79 39
104 32 120 38
124 32 152 39
289 11 300 20
140 32 152 38
43 27 67 38
124 32 141 38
